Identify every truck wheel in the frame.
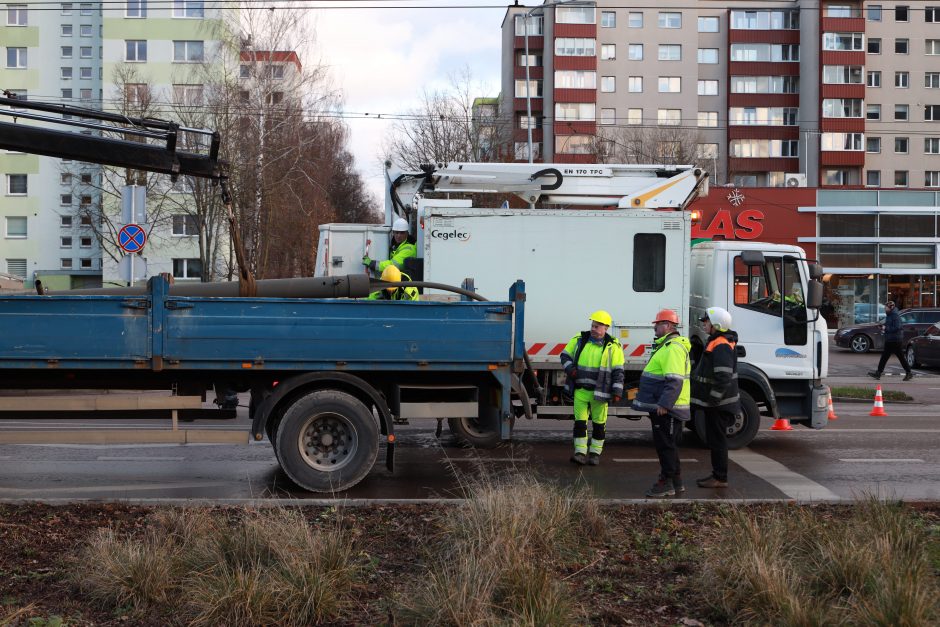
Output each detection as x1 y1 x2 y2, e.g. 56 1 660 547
447 416 511 448
275 389 379 493
692 390 761 450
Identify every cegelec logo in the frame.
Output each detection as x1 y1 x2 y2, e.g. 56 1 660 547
430 228 470 242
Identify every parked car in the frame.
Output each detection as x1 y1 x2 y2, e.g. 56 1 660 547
834 307 940 353
905 324 940 369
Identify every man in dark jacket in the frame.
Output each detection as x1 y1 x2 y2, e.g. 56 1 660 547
869 301 913 381
691 306 740 488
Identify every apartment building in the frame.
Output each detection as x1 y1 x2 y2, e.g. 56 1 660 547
1 1 232 289
501 1 940 189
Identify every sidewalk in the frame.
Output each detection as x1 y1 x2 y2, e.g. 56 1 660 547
827 375 940 404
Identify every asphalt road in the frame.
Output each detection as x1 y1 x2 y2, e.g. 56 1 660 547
0 342 937 503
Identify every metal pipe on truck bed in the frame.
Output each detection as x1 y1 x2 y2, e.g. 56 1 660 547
42 275 373 299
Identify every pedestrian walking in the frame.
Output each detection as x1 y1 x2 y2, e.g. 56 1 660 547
560 310 625 466
868 301 913 381
691 306 740 488
632 309 691 498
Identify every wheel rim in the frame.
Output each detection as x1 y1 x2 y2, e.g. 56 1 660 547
851 336 869 352
297 412 359 471
907 347 915 366
456 417 491 437
727 412 745 436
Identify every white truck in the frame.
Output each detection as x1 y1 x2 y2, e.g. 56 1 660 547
316 162 829 448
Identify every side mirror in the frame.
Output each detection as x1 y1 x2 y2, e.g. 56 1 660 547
808 263 824 280
805 280 823 309
740 250 765 266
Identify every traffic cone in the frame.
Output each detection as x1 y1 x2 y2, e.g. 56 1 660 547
770 417 793 430
827 392 839 421
870 385 888 417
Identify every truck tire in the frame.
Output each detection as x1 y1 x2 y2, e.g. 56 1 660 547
447 416 511 448
275 389 379 493
692 390 761 450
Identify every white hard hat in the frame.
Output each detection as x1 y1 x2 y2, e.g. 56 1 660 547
701 306 732 332
392 217 409 232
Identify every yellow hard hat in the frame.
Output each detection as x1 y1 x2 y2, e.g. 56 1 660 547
381 265 401 292
590 310 612 327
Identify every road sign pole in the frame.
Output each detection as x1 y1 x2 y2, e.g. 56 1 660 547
129 254 134 287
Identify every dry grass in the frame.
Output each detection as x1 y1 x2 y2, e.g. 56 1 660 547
72 507 360 626
701 498 940 626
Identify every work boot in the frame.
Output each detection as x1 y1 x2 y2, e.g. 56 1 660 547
672 476 686 494
570 452 587 465
903 372 914 381
645 478 675 498
587 453 601 466
867 370 882 380
696 475 729 488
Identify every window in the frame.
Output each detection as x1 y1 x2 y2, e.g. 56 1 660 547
601 76 615 92
601 11 615 27
514 14 542 36
173 0 204 18
658 77 681 93
80 173 92 185
124 0 147 17
822 99 863 118
60 173 71 185
79 66 92 80
554 38 595 57
634 234 665 292
926 138 940 154
628 44 643 60
61 46 74 60
61 3 72 15
61 236 72 248
556 6 594 24
60 215 72 227
554 71 596 89
698 16 719 32
125 40 147 62
895 137 909 153
866 170 881 186
5 258 26 278
826 5 859 18
79 24 91 37
555 102 595 121
867 137 882 153
80 2 92 14
823 33 864 51
698 80 718 95
265 91 283 106
868 38 881 54
867 71 881 87
6 174 27 195
927 105 940 121
172 214 198 236
895 5 909 21
6 48 27 69
61 67 73 80
79 88 91 100
61 24 73 36
627 108 642 125
698 111 718 127
730 75 799 94
124 83 149 105
173 40 204 62
866 104 881 120
600 108 615 125
697 143 719 159
896 72 909 88
895 171 909 187
729 107 798 126
895 38 909 54
79 258 92 269
80 236 91 247
658 44 681 61
554 135 592 155
698 48 718 64
895 104 909 121
60 194 72 205
600 44 616 60
928 40 940 55
928 7 940 22
628 76 642 92
823 66 863 84
80 46 91 58
658 12 681 28
868 4 882 20
516 53 542 67
514 142 539 161
266 64 285 80
927 172 940 187
514 80 542 98
657 109 681 125
5 217 26 238
7 4 27 26
730 43 799 62
60 258 73 270
822 133 864 151
729 139 799 157
730 9 799 29
628 12 642 28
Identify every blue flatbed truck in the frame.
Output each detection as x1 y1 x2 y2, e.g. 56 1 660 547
0 96 527 492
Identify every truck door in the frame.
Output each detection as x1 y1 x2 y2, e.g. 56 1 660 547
730 255 810 379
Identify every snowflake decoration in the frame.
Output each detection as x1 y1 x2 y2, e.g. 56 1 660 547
727 188 745 207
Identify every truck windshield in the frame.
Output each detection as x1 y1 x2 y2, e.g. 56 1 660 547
733 255 808 345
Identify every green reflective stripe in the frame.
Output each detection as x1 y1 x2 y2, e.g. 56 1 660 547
574 437 588 454
664 373 689 380
643 372 667 380
709 390 724 398
589 440 604 454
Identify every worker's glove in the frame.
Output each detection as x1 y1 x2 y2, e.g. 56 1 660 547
361 255 372 267
612 395 621 404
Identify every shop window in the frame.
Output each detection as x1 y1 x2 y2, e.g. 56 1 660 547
819 243 877 268
880 214 936 237
819 213 877 237
879 244 935 268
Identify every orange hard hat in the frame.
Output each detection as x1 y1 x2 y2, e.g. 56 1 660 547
652 309 680 325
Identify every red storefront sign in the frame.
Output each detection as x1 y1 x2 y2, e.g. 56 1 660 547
689 187 817 259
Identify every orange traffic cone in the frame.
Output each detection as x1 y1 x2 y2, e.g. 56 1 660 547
870 385 888 416
827 393 839 421
771 417 793 430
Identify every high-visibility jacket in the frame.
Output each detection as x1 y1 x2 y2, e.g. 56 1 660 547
367 272 419 301
560 331 625 402
377 238 417 272
632 332 691 421
691 330 740 412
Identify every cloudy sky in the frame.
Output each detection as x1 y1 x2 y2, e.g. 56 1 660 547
309 0 509 205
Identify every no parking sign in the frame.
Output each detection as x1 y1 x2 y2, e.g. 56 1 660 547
118 223 147 253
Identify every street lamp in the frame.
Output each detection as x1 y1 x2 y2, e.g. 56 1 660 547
523 0 591 164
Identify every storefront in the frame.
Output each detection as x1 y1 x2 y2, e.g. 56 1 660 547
689 187 940 329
